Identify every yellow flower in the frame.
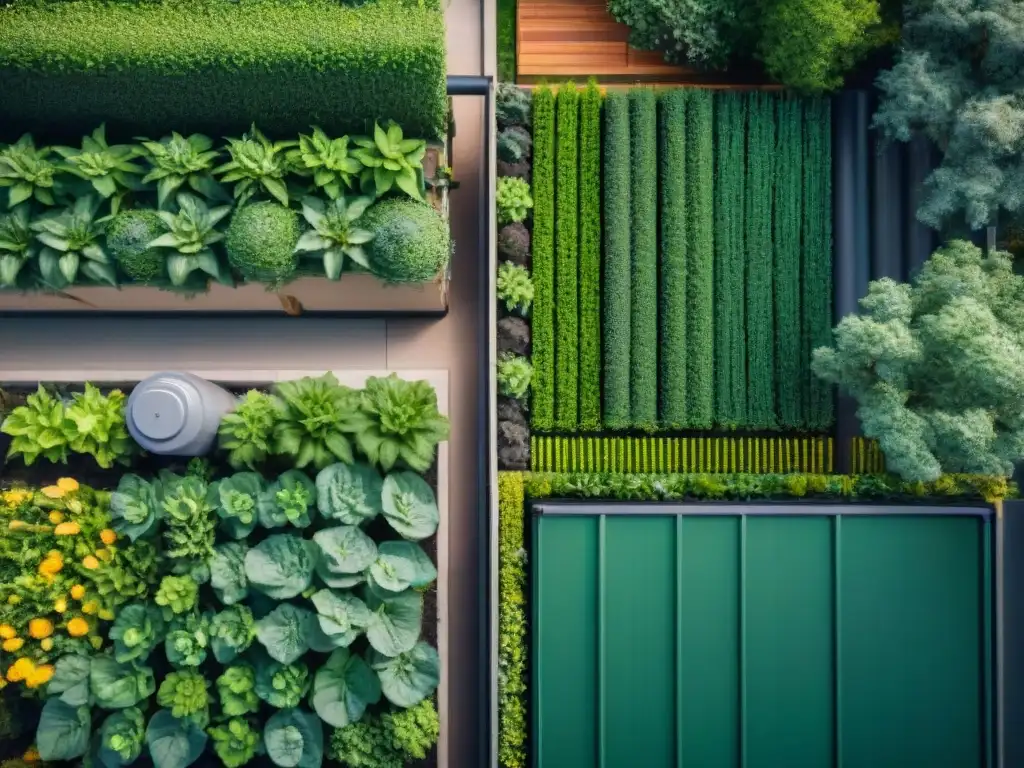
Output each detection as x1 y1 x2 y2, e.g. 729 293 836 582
57 478 79 493
98 609 114 621
0 625 16 640
81 601 98 616
6 663 25 683
7 595 20 605
3 638 24 652
54 597 68 614
66 617 89 637
48 511 65 524
81 555 99 570
8 520 28 531
70 585 86 600
40 638 53 652
100 529 117 545
54 522 81 536
39 556 63 576
96 548 113 563
28 619 53 640
2 490 29 506
25 665 54 689
23 747 41 762
41 485 65 499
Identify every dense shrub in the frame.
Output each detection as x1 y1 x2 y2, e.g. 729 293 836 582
497 84 532 130
602 93 631 430
498 223 530 267
361 198 450 283
629 89 658 432
775 98 804 429
530 87 556 431
0 0 448 139
105 210 166 284
225 202 300 286
554 84 579 431
578 81 602 432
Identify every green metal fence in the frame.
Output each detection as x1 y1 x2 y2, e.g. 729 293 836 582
531 503 994 768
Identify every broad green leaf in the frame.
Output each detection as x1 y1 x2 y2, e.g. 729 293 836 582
91 657 155 709
47 654 92 707
368 642 440 708
37 699 90 760
210 542 248 605
145 710 207 768
310 648 381 727
315 462 383 525
310 589 370 647
245 534 317 599
364 586 422 657
256 603 315 664
313 525 377 588
381 471 440 540
369 540 437 593
264 709 323 768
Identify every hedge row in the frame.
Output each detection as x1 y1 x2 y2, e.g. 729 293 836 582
775 98 804 429
531 86 557 431
497 473 528 768
554 85 580 430
579 82 603 431
0 0 448 139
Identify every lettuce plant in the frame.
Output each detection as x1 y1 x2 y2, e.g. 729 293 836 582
258 469 317 529
294 195 375 279
136 132 227 209
329 699 440 767
0 385 75 465
369 641 440 708
147 193 232 286
215 124 298 208
218 390 284 471
264 708 323 768
497 353 533 399
53 124 145 213
496 176 533 225
109 473 163 541
496 261 533 315
246 535 318 602
210 718 260 768
212 472 264 539
165 611 211 668
272 373 360 470
210 541 248 606
30 194 115 288
385 697 440 759
0 134 58 208
350 122 426 201
289 126 362 200
314 462 383 526
99 707 146 765
90 656 156 709
64 383 135 468
216 665 259 717
209 605 256 663
156 670 211 723
160 475 216 571
109 603 166 663
0 205 40 288
255 659 311 709
311 647 381 728
344 373 451 473
155 575 200 618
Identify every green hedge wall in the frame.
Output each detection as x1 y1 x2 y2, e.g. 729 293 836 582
531 86 557 431
554 84 580 430
579 82 603 431
602 92 632 430
775 97 804 429
0 0 448 139
629 89 659 431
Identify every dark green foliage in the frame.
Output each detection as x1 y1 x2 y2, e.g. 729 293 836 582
497 84 531 129
106 209 166 284
685 89 714 429
629 89 658 432
0 0 448 139
498 127 532 164
497 0 517 83
530 86 556 431
713 92 746 428
362 198 451 283
802 98 834 431
745 93 777 430
602 92 631 430
658 89 688 429
774 97 804 429
554 84 579 431
225 202 299 286
578 81 602 432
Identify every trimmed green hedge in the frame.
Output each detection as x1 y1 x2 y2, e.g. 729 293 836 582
531 86 557 431
629 89 658 431
554 84 580 431
659 89 688 429
602 92 632 430
0 0 448 139
497 473 527 768
579 82 603 431
685 90 714 430
775 98 804 429
745 93 777 430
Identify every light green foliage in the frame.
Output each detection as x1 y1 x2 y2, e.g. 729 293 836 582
579 80 602 431
497 354 533 400
813 240 1024 481
384 698 440 759
272 372 359 470
496 261 533 315
0 385 74 465
602 91 631 430
160 476 217 570
0 134 57 208
554 83 579 431
137 132 227 210
86 539 160 611
209 718 260 768
380 472 440 541
30 194 113 288
289 126 362 200
0 204 38 288
216 665 260 717
99 707 146 765
261 469 317 529
225 201 300 286
218 390 285 471
110 603 167 663
346 374 450 473
496 176 534 226
659 88 687 429
156 670 211 722
165 611 211 668
360 198 450 283
294 195 375 280
329 699 439 767
531 86 556 431
53 124 145 212
775 97 804 429
630 89 658 432
106 209 166 284
350 122 427 201
497 473 527 768
148 193 233 287
497 0 517 83
213 472 264 540
873 0 1024 229
155 575 200 618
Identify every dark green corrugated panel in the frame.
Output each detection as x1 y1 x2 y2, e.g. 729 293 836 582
532 510 991 768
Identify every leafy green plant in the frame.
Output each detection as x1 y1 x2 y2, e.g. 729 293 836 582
497 83 532 128
212 472 264 540
531 85 556 432
210 542 248 606
260 469 318 529
246 536 318 604
216 665 259 717
554 84 580 430
160 476 217 573
290 127 362 200
99 707 146 766
264 708 323 768
0 205 39 288
350 122 426 201
215 125 298 208
224 201 300 286
496 176 533 225
498 127 532 164
64 383 135 469
210 717 260 768
109 603 166 663
155 575 200 618
30 195 114 288
0 134 58 208
136 132 226 209
218 390 284 471
164 611 211 668
105 209 167 284
345 373 451 473
272 373 359 470
360 198 449 283
579 80 602 432
295 195 375 279
156 669 210 722
380 472 440 541
255 659 311 709
385 697 440 759
209 605 256 664
146 193 232 286
109 474 162 541
496 261 533 314
497 353 533 400
0 386 65 464
53 124 145 212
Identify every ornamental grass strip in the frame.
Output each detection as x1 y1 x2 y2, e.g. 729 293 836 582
554 83 580 431
530 86 556 431
578 80 603 432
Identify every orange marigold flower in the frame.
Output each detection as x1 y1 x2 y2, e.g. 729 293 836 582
28 619 53 640
6 659 31 683
70 585 86 600
25 665 54 689
23 747 41 763
48 511 64 524
39 556 63 576
66 617 89 637
40 486 65 499
3 638 24 652
0 625 16 640
54 522 81 536
100 529 117 545
81 556 100 570
56 478 79 493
